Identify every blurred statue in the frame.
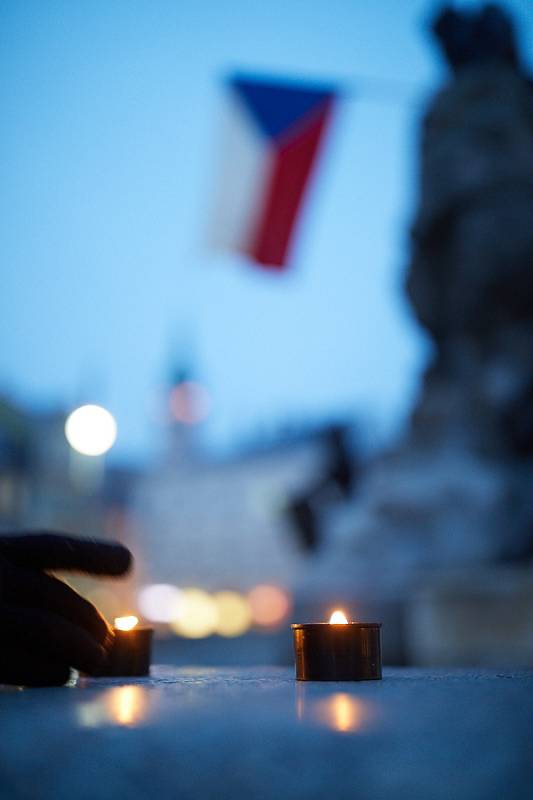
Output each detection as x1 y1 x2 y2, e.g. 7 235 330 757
299 4 533 624
286 424 360 552
430 3 521 73
406 2 533 559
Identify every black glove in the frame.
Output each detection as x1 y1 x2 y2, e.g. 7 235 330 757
0 532 132 687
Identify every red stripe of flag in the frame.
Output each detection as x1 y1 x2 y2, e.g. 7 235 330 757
248 97 335 269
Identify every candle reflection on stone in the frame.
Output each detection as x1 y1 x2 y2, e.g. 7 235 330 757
295 685 373 733
108 685 147 726
76 686 150 728
315 693 368 733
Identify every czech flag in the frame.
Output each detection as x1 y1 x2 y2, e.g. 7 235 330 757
210 74 338 271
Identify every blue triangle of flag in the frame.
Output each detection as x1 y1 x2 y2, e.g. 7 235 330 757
231 74 335 140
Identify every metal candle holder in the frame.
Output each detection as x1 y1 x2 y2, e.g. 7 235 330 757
93 619 153 678
292 622 382 681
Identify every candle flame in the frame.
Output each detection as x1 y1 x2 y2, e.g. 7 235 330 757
329 610 348 624
114 615 138 631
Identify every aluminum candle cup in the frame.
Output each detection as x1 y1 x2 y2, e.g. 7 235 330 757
95 616 153 678
106 626 153 677
292 622 382 681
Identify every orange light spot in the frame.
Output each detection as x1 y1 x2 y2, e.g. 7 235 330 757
248 585 291 629
169 382 210 425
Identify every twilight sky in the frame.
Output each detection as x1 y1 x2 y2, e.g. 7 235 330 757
1 0 531 463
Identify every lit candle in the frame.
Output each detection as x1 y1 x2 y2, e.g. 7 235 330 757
95 616 153 677
291 610 382 681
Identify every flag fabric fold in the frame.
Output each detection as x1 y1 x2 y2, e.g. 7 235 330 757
210 74 338 270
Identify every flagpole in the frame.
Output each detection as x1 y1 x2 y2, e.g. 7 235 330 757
228 69 431 107
339 75 430 107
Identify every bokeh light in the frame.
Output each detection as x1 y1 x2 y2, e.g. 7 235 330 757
138 583 184 623
248 584 291 629
170 588 218 638
65 404 117 456
169 381 211 425
213 591 252 637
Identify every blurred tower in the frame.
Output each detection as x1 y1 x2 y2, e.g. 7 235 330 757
166 361 210 469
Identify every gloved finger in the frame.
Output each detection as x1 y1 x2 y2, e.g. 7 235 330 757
0 533 132 575
2 568 113 646
0 645 70 687
0 605 107 675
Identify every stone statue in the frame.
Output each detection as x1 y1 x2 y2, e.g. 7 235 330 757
298 5 533 638
406 3 533 558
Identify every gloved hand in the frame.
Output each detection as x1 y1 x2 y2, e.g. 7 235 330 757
0 532 132 687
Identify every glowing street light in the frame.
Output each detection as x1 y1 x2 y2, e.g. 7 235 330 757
138 584 184 624
65 404 117 456
248 584 291 629
213 591 252 637
170 588 218 639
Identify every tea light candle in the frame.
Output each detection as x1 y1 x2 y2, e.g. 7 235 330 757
96 616 153 677
292 610 381 681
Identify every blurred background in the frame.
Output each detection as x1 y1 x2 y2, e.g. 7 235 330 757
1 0 532 668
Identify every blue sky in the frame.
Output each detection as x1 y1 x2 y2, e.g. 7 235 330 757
1 0 531 463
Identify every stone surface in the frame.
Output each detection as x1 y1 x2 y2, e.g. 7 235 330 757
0 666 532 799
